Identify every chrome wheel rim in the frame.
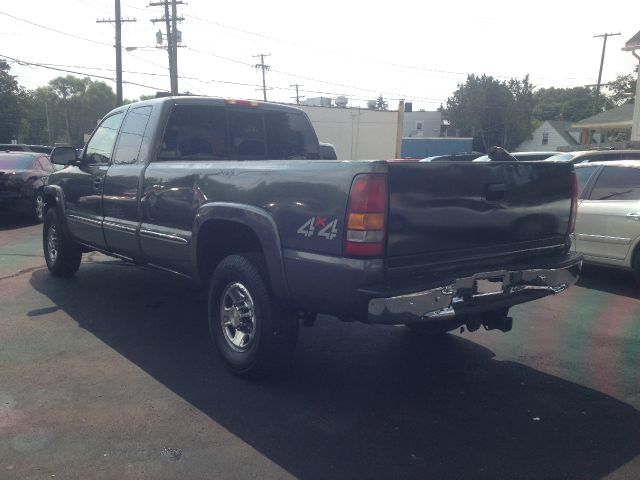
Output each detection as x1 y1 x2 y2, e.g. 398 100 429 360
35 194 44 221
47 224 58 264
220 282 256 352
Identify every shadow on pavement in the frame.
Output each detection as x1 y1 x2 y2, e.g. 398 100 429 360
0 214 38 231
577 264 639 299
30 264 640 480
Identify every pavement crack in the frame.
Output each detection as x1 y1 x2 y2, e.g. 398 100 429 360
0 265 45 281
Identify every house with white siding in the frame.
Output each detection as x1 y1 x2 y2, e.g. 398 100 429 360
516 120 579 152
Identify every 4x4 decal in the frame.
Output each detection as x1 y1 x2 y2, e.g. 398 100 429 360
297 217 339 240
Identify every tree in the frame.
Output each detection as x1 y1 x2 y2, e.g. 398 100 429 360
446 74 534 152
375 95 388 111
532 87 595 122
0 60 27 143
605 73 636 107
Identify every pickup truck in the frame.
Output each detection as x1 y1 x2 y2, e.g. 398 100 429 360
43 96 582 378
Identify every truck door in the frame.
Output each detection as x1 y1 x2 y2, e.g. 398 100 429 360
575 166 640 261
102 105 153 260
64 111 125 248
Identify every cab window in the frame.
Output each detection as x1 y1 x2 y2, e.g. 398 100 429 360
84 112 125 165
113 106 153 164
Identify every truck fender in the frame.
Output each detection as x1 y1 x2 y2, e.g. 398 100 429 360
42 185 72 235
193 202 290 299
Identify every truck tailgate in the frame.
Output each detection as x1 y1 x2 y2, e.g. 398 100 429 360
386 161 574 267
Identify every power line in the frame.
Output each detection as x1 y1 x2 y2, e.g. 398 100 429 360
0 11 112 47
0 53 168 92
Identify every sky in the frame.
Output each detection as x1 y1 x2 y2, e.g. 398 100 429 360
1 0 639 111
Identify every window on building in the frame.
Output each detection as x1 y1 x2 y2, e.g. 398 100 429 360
542 132 549 145
416 121 423 131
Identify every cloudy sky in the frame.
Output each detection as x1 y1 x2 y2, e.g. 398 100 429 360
1 0 639 110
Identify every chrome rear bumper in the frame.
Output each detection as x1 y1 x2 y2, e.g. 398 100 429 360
367 255 582 325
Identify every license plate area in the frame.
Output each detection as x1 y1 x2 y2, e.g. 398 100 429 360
473 275 505 297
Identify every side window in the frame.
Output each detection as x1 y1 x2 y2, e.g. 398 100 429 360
36 157 54 172
588 167 640 201
159 105 228 160
228 110 266 159
574 166 598 197
84 112 124 165
265 111 320 159
113 106 152 164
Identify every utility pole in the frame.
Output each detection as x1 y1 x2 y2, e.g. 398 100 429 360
254 53 271 102
150 0 184 95
96 0 136 106
593 32 621 113
290 84 304 104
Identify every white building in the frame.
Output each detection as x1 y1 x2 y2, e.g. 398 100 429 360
516 120 579 152
297 105 398 160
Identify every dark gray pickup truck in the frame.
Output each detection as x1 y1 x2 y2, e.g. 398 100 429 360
43 96 582 377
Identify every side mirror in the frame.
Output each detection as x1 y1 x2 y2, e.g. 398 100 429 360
50 146 79 166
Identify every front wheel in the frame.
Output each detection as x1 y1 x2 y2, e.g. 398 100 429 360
208 253 298 378
32 190 45 223
43 209 82 277
633 251 640 287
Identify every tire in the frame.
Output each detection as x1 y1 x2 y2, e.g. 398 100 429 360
43 209 82 277
208 253 298 378
633 250 640 287
32 190 45 223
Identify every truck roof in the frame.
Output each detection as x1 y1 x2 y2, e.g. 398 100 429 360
130 96 306 115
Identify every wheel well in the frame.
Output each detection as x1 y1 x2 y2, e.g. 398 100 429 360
197 220 264 284
43 189 57 214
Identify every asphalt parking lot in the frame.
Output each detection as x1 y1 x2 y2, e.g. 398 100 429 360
1 217 639 480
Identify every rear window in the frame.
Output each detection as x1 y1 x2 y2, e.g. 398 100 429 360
588 166 640 201
159 105 319 161
0 154 34 169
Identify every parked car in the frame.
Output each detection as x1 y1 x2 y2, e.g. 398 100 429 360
0 144 54 155
43 96 582 377
545 149 640 164
0 151 55 222
473 151 558 162
573 161 640 284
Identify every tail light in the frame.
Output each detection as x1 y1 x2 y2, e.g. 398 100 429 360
344 174 388 257
567 172 578 234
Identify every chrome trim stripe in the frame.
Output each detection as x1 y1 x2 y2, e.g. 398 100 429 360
139 229 189 245
103 221 137 233
67 214 102 227
576 233 631 245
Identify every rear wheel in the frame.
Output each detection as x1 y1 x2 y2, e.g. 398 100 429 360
208 253 298 378
43 209 82 277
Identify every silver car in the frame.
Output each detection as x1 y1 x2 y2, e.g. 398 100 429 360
573 161 640 284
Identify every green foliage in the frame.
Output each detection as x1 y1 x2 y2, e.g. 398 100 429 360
604 74 636 107
375 95 388 111
532 87 595 122
446 74 534 151
0 60 27 143
18 75 117 147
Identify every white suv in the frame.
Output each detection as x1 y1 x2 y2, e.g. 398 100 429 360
574 161 640 284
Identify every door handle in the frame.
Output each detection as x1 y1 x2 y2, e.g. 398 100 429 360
626 212 640 221
93 177 102 191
